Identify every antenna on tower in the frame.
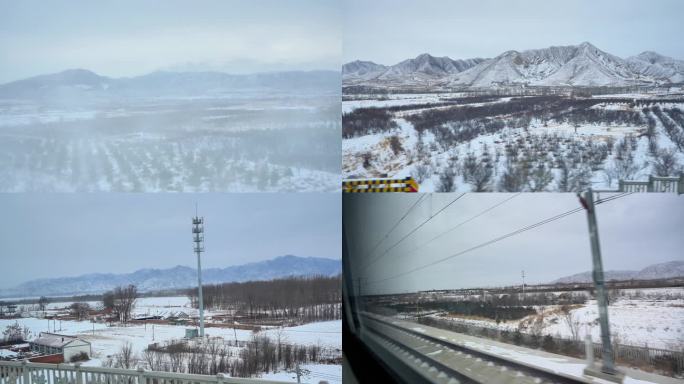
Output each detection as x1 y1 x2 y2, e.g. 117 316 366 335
521 270 526 302
192 207 205 338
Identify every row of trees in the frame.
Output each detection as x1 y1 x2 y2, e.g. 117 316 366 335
342 108 397 138
102 284 138 323
187 275 341 322
108 334 338 378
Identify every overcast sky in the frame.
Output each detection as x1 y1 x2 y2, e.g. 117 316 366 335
344 193 684 295
343 0 684 65
0 0 341 84
0 193 341 289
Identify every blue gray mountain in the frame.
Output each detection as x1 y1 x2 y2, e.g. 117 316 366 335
551 261 684 284
0 255 341 298
0 69 340 101
343 43 684 88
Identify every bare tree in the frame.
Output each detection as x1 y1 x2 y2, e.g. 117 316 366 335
560 306 581 341
107 285 138 324
115 342 135 369
526 163 554 192
498 159 527 192
436 168 456 192
411 162 431 184
38 296 49 313
652 148 681 176
70 302 91 321
462 152 492 192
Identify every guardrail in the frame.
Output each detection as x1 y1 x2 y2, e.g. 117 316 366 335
343 177 418 193
619 175 684 194
0 361 291 384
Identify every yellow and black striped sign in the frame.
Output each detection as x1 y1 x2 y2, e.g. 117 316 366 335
343 177 419 193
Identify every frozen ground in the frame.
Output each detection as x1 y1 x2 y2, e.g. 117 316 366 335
0 95 340 192
343 95 684 192
425 288 684 350
260 364 341 384
0 317 341 375
2 296 341 357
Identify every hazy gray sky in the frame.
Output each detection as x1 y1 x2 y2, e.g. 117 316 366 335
0 0 341 83
0 193 341 288
344 193 684 295
343 0 684 65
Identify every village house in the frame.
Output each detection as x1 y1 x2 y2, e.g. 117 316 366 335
29 333 91 362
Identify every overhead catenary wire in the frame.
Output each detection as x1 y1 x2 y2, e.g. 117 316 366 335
360 193 426 263
392 193 521 263
361 193 466 271
364 192 632 286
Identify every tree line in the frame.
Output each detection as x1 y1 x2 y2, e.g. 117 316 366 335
186 275 342 322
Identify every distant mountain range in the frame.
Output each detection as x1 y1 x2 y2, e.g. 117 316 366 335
0 69 341 101
0 255 341 298
551 261 684 284
343 42 684 88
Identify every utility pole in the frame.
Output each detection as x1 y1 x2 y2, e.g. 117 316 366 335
296 362 301 384
192 205 205 338
579 189 623 383
521 270 526 303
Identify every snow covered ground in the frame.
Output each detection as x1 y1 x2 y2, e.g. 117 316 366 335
0 95 340 192
343 95 684 192
0 317 341 382
0 295 341 382
422 287 684 350
260 364 341 384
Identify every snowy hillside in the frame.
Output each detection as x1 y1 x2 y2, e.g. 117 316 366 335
552 260 684 284
344 42 684 88
0 255 342 298
342 54 485 87
627 51 684 83
343 93 684 192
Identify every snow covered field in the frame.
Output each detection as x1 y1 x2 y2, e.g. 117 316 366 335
0 95 340 192
0 295 341 383
419 287 684 350
343 94 684 192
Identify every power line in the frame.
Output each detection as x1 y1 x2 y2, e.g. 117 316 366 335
365 192 632 286
361 193 466 271
383 193 521 268
360 193 426 263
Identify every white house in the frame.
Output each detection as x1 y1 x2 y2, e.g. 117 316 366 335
29 333 91 362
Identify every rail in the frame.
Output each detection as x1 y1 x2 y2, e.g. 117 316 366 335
0 361 291 384
361 312 592 384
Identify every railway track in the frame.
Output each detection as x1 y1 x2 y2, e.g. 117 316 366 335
360 312 594 384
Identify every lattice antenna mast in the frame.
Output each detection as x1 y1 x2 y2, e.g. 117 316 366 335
192 207 205 338
521 270 526 301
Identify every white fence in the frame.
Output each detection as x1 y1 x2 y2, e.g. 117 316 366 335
0 361 291 384
619 175 684 194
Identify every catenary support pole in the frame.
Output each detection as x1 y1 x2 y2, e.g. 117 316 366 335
580 189 622 382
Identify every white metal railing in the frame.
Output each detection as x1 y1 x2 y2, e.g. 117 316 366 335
0 361 292 384
619 175 684 194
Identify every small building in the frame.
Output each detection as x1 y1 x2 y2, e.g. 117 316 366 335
29 333 91 362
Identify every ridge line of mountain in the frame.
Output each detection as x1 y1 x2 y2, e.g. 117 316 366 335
0 255 342 298
343 42 684 87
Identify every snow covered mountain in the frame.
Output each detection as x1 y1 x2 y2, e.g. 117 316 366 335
551 261 684 284
0 255 342 298
342 54 485 86
342 60 388 82
0 69 341 101
626 51 684 83
344 42 682 88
